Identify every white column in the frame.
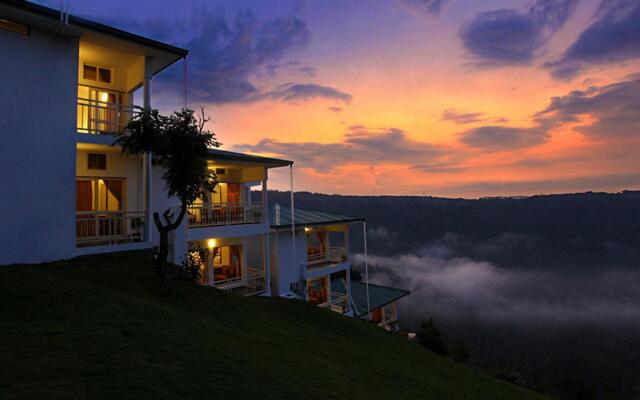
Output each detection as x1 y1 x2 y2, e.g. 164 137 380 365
263 233 271 296
346 268 352 314
262 167 268 224
289 164 297 282
207 247 214 286
143 56 153 243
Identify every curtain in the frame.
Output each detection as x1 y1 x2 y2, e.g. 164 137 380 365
104 180 123 211
227 183 241 204
76 180 93 211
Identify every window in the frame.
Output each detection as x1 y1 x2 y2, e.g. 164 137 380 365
307 277 328 305
76 179 124 212
0 19 29 35
99 68 111 83
83 63 112 84
88 153 107 170
83 65 97 81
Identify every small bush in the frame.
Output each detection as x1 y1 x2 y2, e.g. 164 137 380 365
417 318 449 357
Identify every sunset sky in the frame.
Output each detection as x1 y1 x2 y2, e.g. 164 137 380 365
40 0 640 197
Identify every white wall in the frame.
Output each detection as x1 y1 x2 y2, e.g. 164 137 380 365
0 27 78 265
270 229 307 295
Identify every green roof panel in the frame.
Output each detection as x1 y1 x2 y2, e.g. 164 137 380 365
332 279 410 317
270 206 364 229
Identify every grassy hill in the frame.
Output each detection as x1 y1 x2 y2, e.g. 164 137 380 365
1 252 548 400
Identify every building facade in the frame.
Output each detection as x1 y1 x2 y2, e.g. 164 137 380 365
0 0 408 327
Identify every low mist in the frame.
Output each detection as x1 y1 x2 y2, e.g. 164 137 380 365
354 235 640 328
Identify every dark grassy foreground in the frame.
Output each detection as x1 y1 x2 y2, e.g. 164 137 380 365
1 252 548 400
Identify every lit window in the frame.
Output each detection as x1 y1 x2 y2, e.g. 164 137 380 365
83 64 112 84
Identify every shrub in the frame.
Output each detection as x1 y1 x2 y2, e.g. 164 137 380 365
417 318 449 357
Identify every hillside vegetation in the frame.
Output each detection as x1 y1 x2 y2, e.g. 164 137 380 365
1 252 547 400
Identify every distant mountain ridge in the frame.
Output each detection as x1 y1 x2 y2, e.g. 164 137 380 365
263 190 640 269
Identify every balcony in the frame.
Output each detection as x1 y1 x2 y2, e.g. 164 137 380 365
213 268 267 297
307 246 348 269
188 203 263 228
319 291 349 314
77 97 140 135
76 211 145 247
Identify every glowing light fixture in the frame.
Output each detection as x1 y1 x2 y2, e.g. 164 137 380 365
207 239 217 248
99 92 109 103
304 227 312 233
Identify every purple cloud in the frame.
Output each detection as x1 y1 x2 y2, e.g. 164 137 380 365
460 0 578 65
545 0 640 79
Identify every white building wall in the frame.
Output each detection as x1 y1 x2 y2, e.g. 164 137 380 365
270 229 307 296
0 27 78 265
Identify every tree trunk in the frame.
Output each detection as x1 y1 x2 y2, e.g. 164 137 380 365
152 203 187 297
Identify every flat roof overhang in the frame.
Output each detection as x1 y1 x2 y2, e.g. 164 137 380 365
271 218 365 231
0 0 188 76
207 149 293 169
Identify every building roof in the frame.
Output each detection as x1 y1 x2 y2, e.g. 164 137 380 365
332 279 410 318
207 149 292 168
1 0 188 75
270 206 364 229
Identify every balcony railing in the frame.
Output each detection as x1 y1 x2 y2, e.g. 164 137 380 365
213 268 266 297
318 291 350 314
377 315 400 332
307 246 348 266
77 98 140 135
187 202 263 227
76 211 145 247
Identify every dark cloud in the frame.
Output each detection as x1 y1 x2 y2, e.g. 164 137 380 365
535 76 640 138
397 0 448 16
438 173 640 196
441 109 485 124
545 0 640 79
410 162 467 174
234 127 443 171
180 9 309 103
459 125 549 150
110 7 350 105
460 0 577 65
328 106 343 113
266 83 352 104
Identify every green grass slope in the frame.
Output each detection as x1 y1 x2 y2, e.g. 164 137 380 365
1 252 548 400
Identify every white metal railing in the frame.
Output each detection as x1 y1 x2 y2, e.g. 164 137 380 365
318 291 349 314
76 211 145 246
213 268 266 297
307 246 348 266
187 202 263 227
378 316 400 332
77 97 140 135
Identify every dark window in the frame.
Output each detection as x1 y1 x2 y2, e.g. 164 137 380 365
0 19 29 35
88 153 107 170
216 168 226 175
83 64 97 81
99 68 111 83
